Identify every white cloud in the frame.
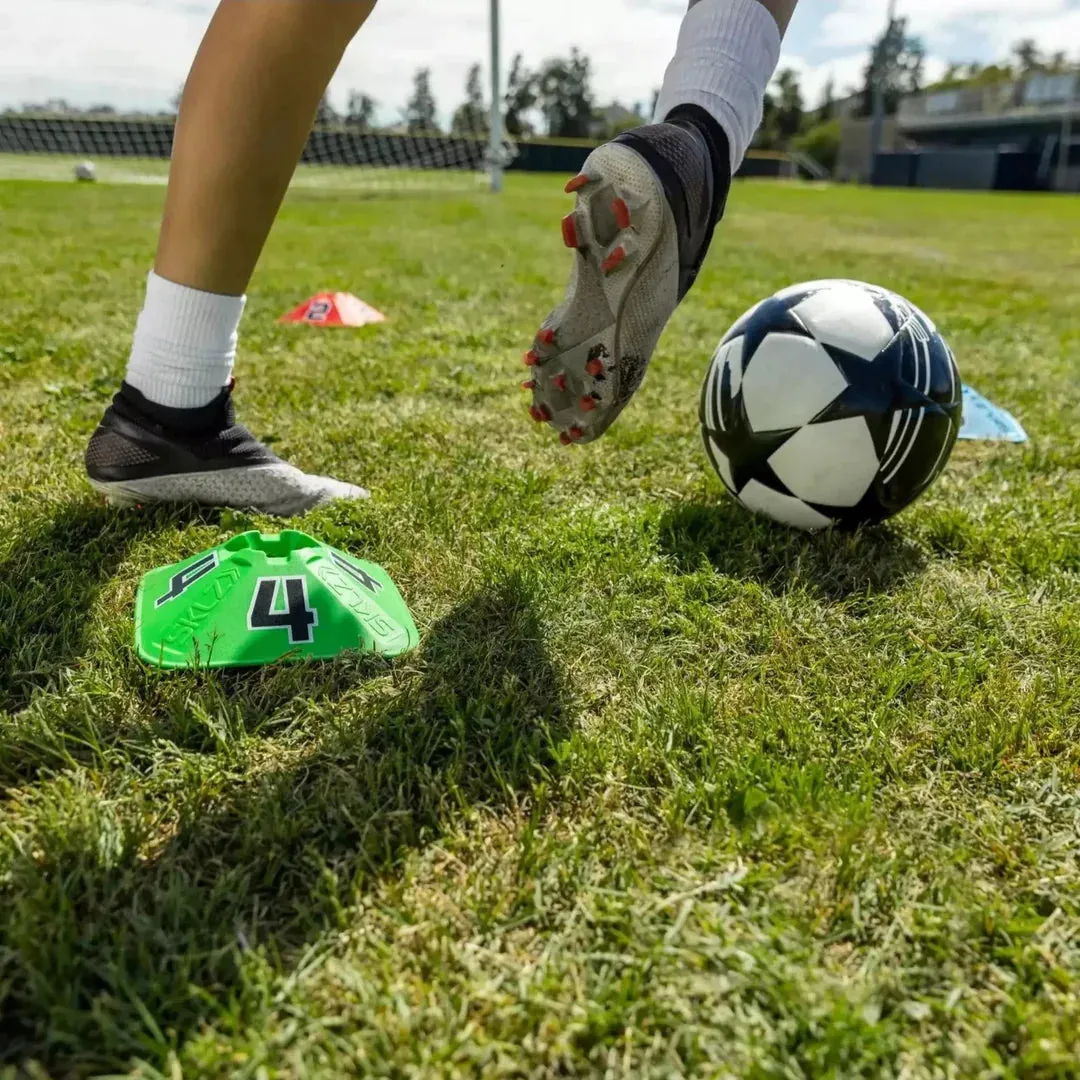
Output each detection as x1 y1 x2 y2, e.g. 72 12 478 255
0 0 1074 122
333 0 679 123
0 0 680 119
820 0 1080 60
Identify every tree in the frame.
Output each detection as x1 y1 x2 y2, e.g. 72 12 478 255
774 67 804 140
755 87 781 149
315 94 339 126
1046 51 1070 74
1011 39 1041 77
536 48 594 139
405 68 439 134
859 16 926 117
346 91 377 131
818 77 836 122
452 63 488 137
793 118 841 175
503 53 537 137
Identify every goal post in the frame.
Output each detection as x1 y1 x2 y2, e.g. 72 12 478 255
489 0 504 194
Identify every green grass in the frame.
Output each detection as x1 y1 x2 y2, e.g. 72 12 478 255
1 171 1079 1078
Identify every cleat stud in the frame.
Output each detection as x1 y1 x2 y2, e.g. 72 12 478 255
565 174 590 194
568 426 584 442
529 405 545 423
612 197 631 230
552 374 568 392
561 214 579 249
521 380 536 391
538 327 556 347
601 246 627 274
586 358 605 377
524 350 540 367
559 432 573 446
579 395 597 412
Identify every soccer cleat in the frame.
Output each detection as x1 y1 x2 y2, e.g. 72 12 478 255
85 383 368 516
526 107 732 444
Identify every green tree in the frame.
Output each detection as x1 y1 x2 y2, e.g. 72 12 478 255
755 87 781 149
818 76 836 121
405 68 439 134
452 64 488 137
346 91 377 131
1011 39 1042 77
315 94 339 127
793 118 841 175
774 67 805 140
503 53 537 137
1046 51 1070 74
859 16 926 117
536 49 594 139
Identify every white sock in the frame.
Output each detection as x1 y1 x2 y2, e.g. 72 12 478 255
124 271 247 410
655 0 783 172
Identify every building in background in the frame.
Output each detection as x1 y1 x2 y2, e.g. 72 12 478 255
871 70 1080 192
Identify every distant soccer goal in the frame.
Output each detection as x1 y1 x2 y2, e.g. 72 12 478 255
0 1 512 195
0 109 517 194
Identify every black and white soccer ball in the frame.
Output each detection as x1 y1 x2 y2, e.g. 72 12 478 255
700 280 962 531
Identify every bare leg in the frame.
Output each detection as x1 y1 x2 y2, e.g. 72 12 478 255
86 0 378 514
157 0 377 297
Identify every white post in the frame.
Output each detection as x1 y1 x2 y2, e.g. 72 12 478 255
489 0 504 193
870 0 898 170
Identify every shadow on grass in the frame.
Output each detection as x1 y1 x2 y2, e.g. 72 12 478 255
0 501 157 715
0 500 234 714
0 573 570 1072
658 497 927 602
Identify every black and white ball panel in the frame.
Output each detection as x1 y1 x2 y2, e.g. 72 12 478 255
701 280 962 530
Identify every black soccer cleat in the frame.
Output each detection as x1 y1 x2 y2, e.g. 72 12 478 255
523 105 732 445
85 382 368 516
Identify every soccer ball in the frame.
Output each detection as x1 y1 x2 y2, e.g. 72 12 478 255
74 161 97 183
699 280 962 530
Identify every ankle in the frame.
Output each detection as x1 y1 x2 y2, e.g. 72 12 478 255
117 379 234 434
124 271 246 411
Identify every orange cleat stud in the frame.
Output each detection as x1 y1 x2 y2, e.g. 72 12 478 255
565 174 590 193
521 380 536 391
586 357 605 377
579 395 597 412
538 328 556 347
561 214 579 248
612 198 631 230
601 246 627 274
524 350 540 367
552 374 568 392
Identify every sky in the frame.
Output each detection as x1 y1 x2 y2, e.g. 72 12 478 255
1 0 1078 123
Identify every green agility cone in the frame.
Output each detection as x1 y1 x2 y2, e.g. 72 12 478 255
135 531 419 670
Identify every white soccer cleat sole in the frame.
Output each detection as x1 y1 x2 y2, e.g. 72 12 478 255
89 465 368 517
523 142 681 445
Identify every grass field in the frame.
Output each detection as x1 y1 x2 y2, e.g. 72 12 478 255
1 170 1079 1078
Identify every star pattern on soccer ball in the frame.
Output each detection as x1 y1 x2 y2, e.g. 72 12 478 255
702 348 803 496
809 334 951 459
